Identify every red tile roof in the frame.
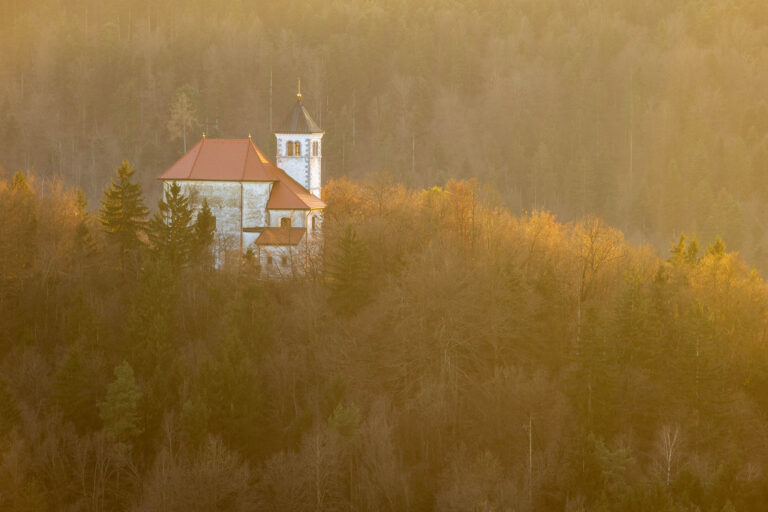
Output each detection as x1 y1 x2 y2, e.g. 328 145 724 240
158 138 324 210
256 227 307 246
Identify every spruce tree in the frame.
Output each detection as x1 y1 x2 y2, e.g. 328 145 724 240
192 197 216 267
10 169 30 191
98 161 149 268
148 182 195 269
100 361 143 445
572 308 617 436
53 341 103 431
0 378 20 437
74 187 96 261
196 335 262 457
669 233 699 266
328 225 371 315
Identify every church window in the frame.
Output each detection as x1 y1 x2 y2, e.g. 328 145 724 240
286 141 293 156
281 217 291 228
311 215 318 232
267 255 274 265
312 141 319 156
281 255 288 266
294 141 301 156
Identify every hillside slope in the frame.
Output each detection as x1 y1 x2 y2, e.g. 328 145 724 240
1 173 767 510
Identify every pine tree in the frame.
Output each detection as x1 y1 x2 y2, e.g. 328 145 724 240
98 161 149 269
572 308 617 436
10 169 30 192
147 182 195 268
180 395 210 451
125 257 177 375
196 335 262 457
669 233 699 266
4 170 37 281
0 378 20 437
328 225 371 315
328 402 361 438
53 340 104 431
74 187 96 261
192 197 216 268
100 361 143 445
707 236 726 258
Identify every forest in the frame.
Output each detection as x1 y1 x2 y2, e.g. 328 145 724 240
3 0 768 510
1 168 768 510
3 0 768 269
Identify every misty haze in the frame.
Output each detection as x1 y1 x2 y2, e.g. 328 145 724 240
1 1 768 511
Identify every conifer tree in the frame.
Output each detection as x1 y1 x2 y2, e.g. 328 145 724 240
196 335 262 457
98 161 148 268
53 341 104 431
572 308 616 435
125 258 177 374
328 402 361 438
707 237 726 258
328 225 371 315
3 170 37 282
180 395 210 451
10 169 30 192
192 197 216 267
147 182 195 268
100 361 143 445
0 378 19 437
669 234 699 266
74 187 96 261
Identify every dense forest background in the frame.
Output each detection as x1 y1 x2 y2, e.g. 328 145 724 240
4 0 768 510
3 0 768 269
3 171 768 511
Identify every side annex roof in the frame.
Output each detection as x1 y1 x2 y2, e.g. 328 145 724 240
256 227 307 246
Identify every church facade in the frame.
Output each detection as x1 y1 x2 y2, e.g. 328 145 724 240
158 91 325 276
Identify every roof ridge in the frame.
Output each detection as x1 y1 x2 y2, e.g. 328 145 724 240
187 138 205 179
240 140 250 181
252 142 276 166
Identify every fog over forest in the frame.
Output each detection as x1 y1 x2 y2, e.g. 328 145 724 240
4 0 768 266
2 1 768 511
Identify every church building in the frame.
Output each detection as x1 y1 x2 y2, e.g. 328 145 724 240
158 88 325 275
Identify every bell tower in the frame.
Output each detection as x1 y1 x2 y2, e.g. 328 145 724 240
275 79 324 198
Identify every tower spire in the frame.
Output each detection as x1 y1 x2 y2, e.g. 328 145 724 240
297 77 302 100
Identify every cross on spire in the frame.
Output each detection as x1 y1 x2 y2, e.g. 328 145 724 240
297 77 302 100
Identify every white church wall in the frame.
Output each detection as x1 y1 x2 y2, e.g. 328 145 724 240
308 133 323 198
243 232 261 252
165 180 242 252
275 134 310 189
242 182 272 228
258 237 309 278
275 133 323 197
306 210 323 239
268 209 306 228
309 155 322 198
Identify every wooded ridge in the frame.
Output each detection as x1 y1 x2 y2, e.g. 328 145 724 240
0 170 767 510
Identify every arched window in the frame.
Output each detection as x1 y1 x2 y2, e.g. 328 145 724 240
285 141 293 156
312 141 319 156
311 215 318 232
294 141 301 156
